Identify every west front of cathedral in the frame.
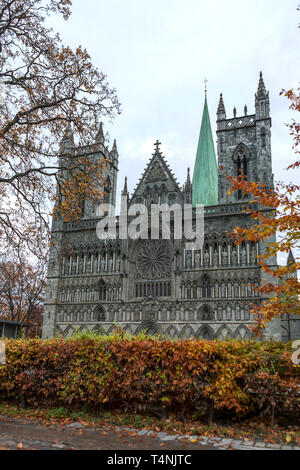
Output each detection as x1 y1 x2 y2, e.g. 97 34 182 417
42 73 299 341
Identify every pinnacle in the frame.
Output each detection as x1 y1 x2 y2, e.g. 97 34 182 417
96 122 104 143
256 71 267 99
287 249 296 267
217 93 226 117
122 176 128 195
112 139 118 154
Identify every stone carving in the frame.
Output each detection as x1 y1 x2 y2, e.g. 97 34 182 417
145 161 167 183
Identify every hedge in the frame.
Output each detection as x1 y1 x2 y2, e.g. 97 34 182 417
0 334 299 419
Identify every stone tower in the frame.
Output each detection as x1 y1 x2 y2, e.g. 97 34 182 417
217 72 273 204
42 124 119 338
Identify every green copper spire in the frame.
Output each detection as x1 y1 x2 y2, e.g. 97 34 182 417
192 95 218 207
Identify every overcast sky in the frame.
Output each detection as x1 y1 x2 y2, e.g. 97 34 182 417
52 0 299 262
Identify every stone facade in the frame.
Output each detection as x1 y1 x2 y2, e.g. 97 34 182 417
43 73 293 341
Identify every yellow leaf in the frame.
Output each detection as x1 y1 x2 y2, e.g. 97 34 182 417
17 442 23 449
286 435 292 443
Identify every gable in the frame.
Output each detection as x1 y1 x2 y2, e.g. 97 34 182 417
130 143 183 205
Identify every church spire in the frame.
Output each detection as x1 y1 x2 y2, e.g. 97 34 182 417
192 95 218 207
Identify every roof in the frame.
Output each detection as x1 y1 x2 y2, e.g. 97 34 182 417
192 96 218 207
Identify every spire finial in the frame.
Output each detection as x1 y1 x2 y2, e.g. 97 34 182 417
204 78 208 97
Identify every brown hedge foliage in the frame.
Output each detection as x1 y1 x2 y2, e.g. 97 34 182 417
0 335 299 418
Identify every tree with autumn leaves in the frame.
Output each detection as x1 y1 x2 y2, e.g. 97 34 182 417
0 0 120 258
228 85 300 338
0 252 45 336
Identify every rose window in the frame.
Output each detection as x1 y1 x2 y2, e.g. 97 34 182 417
136 241 171 279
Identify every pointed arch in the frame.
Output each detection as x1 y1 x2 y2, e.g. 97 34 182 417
180 324 195 339
234 324 252 340
165 325 179 339
216 324 233 340
136 320 160 336
196 325 215 340
232 143 250 199
93 305 106 322
63 325 75 337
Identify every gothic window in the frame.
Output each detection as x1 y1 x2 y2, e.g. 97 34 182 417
235 145 248 199
197 325 214 340
108 253 113 272
221 282 226 298
86 254 92 273
78 255 84 274
215 282 219 298
79 311 84 322
104 176 111 204
217 306 223 321
235 305 241 321
241 282 246 297
71 256 77 274
234 282 239 297
99 280 107 301
185 250 192 269
202 275 211 298
64 257 70 275
200 305 214 321
100 254 106 272
261 128 266 148
244 306 250 321
226 306 232 321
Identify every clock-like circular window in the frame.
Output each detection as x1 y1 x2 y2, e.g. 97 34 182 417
136 240 171 280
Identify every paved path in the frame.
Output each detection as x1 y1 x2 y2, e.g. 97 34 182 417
0 415 298 451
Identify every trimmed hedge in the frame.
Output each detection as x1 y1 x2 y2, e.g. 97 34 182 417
0 334 299 418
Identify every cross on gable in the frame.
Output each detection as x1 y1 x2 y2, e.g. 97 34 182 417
154 140 161 154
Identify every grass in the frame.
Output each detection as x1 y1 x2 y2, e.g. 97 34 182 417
0 400 299 446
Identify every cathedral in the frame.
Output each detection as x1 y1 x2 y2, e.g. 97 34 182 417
42 72 296 341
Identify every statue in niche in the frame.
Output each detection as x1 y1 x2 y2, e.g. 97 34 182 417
195 251 200 268
222 247 228 266
186 250 192 269
100 256 106 272
231 247 237 266
241 247 247 265
204 249 209 267
213 249 218 266
250 248 256 265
